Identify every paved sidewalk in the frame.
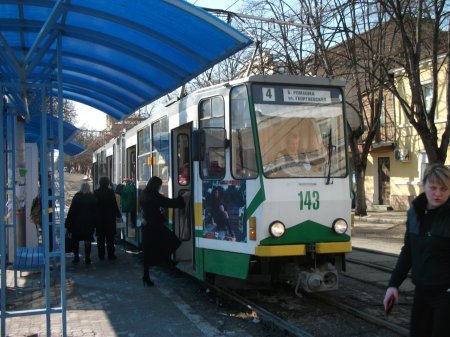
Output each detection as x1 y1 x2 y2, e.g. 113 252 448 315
2 244 229 337
354 210 407 225
352 210 407 255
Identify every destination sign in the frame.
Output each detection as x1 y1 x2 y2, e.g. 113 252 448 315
283 89 331 103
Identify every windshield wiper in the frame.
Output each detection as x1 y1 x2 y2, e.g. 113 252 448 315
326 128 335 185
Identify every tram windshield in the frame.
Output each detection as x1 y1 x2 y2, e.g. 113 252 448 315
252 84 347 178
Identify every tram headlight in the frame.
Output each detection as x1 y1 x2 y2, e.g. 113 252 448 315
332 218 348 235
269 221 285 238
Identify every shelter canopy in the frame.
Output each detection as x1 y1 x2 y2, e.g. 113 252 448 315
0 0 252 120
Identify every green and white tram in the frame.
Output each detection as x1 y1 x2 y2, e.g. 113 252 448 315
93 75 352 292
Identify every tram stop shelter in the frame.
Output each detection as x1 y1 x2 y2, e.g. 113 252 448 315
0 1 252 336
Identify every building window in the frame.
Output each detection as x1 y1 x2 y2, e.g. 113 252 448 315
419 151 428 182
422 82 433 119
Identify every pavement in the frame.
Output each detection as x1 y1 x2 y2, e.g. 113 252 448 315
354 210 407 225
2 243 232 337
352 210 407 255
1 210 407 337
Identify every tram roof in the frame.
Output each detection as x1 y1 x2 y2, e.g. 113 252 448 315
0 0 252 119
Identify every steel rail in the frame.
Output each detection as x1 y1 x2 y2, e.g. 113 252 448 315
312 293 409 337
352 246 399 258
206 283 314 337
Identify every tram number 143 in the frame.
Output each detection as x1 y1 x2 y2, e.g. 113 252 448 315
298 191 320 210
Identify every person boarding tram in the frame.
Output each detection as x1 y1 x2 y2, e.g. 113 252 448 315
140 176 188 287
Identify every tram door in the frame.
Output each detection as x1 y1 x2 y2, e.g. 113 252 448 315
172 124 193 266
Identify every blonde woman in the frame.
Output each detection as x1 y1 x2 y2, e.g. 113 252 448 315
383 163 450 336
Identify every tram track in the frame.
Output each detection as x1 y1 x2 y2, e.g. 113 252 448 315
352 246 400 258
205 279 410 337
346 257 396 274
310 293 409 336
152 251 412 336
347 247 412 278
209 284 314 337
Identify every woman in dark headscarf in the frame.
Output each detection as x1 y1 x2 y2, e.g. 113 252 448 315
140 176 185 287
65 182 97 264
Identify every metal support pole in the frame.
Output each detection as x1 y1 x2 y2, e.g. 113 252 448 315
39 87 52 336
6 99 19 291
57 31 67 337
1 88 7 337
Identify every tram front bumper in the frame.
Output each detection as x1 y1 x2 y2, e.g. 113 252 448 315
254 241 351 257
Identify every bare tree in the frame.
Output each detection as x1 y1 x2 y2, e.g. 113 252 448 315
324 1 396 215
48 97 77 124
378 0 450 164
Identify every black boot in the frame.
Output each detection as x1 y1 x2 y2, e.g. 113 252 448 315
142 276 154 287
85 242 92 264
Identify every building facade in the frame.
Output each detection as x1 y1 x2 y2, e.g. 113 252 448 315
364 55 449 210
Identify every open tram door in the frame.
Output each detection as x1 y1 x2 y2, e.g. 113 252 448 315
171 123 194 269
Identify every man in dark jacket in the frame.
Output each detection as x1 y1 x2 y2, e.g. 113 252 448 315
384 163 450 336
94 176 121 260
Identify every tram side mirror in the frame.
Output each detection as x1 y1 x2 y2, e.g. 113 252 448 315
192 128 227 162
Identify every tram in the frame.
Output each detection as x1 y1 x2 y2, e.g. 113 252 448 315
92 75 352 292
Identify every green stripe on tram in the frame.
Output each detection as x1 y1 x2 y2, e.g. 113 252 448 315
260 220 350 245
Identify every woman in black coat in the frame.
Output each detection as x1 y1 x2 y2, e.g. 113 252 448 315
65 182 97 264
384 163 450 336
94 176 122 260
140 176 185 287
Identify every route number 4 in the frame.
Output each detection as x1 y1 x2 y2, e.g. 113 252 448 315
262 87 275 101
298 191 320 210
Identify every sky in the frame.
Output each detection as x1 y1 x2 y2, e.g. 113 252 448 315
187 0 241 10
73 1 242 131
73 102 107 131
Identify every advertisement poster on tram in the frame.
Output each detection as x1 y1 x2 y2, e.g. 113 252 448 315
202 180 246 242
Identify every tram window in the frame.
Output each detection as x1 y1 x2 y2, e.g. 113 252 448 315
259 118 327 178
199 128 226 180
177 134 190 185
204 148 225 179
199 96 224 128
100 150 107 179
138 127 150 155
230 85 257 179
138 126 152 182
199 97 226 180
152 117 169 183
127 147 136 181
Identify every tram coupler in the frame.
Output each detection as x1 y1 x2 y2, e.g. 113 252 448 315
295 268 338 296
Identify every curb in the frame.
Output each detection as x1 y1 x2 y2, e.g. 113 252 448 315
355 216 406 225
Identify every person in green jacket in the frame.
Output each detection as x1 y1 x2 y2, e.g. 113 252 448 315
121 179 136 227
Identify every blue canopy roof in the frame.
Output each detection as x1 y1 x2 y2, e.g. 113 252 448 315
23 115 86 155
0 0 252 120
64 141 86 156
24 114 78 143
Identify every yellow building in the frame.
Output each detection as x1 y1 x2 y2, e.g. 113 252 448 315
364 54 449 211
